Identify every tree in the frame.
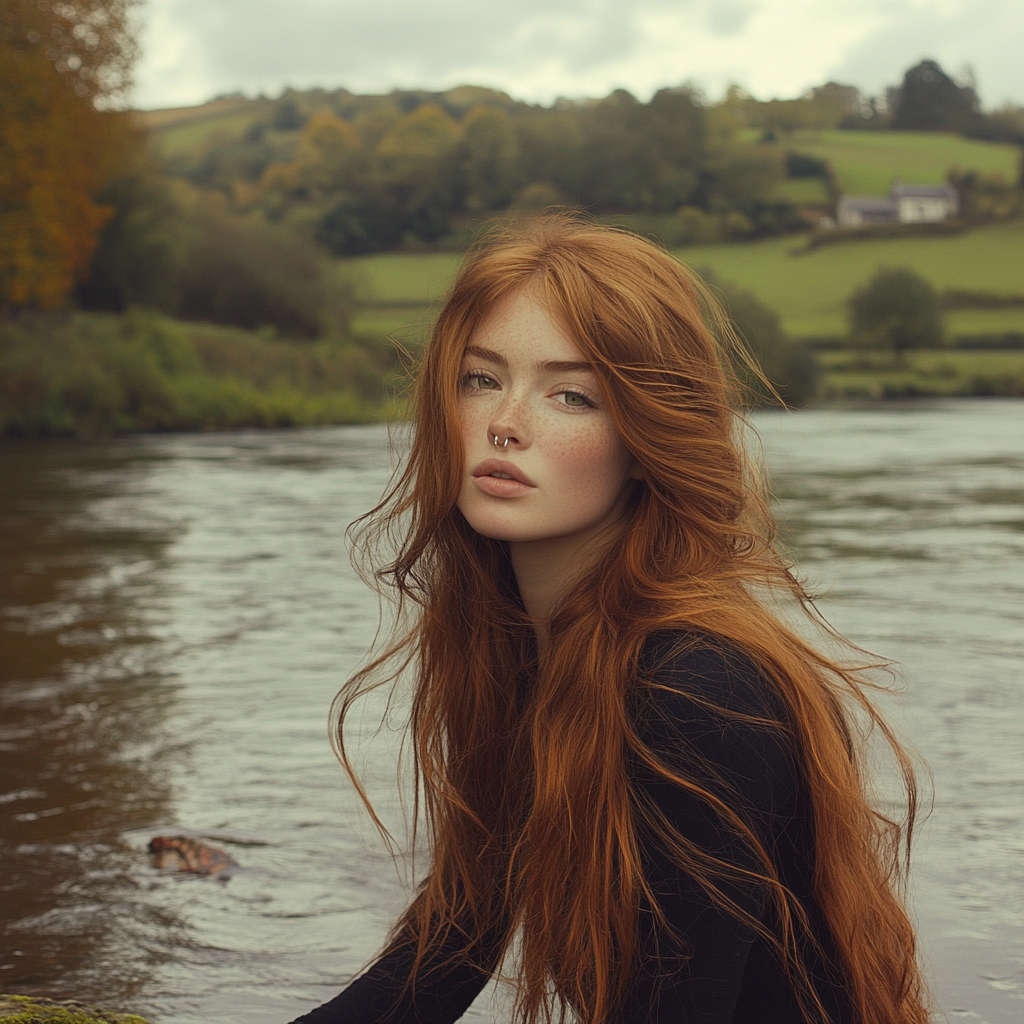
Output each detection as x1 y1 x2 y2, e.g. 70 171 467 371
460 105 520 211
374 103 460 240
890 59 980 133
848 268 944 358
0 0 139 308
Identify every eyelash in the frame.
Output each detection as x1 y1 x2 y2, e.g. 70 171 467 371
460 372 596 409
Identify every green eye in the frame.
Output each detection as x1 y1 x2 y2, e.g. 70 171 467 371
562 391 590 407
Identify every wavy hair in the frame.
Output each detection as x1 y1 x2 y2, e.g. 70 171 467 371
335 214 929 1023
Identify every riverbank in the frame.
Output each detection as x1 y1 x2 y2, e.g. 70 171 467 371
0 995 149 1023
4 306 1023 439
0 310 400 437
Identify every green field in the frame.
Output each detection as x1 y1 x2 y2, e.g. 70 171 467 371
678 219 1024 336
783 129 1020 196
142 101 271 157
818 349 1024 399
345 220 1024 341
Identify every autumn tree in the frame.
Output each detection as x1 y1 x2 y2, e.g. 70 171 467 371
373 103 460 239
0 0 139 308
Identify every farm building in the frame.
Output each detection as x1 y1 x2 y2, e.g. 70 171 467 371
836 181 959 227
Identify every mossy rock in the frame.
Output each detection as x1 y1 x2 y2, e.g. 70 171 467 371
0 995 150 1024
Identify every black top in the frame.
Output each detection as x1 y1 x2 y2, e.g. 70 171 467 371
289 635 853 1023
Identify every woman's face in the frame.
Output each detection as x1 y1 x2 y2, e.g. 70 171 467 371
456 287 638 550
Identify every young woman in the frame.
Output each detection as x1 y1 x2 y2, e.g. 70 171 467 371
290 215 929 1024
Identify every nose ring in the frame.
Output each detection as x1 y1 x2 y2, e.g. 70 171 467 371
492 433 509 448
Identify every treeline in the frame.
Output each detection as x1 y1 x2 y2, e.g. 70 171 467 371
733 60 1024 142
152 60 1024 260
164 83 822 256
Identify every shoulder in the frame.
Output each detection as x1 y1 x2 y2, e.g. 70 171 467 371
637 629 786 724
632 630 798 810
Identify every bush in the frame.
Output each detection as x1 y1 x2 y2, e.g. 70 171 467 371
78 178 353 339
784 151 830 178
698 268 820 407
175 207 347 338
0 310 383 436
848 268 944 356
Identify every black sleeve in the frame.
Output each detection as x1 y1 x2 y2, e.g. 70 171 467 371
619 636 801 1024
287 916 502 1024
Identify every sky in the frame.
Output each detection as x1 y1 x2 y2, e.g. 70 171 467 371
133 0 1024 111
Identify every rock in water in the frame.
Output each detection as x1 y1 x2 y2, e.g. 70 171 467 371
147 835 239 875
0 994 150 1023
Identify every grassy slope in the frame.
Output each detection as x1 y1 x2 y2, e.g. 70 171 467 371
344 222 1024 340
676 219 1024 337
784 129 1020 195
818 349 1024 399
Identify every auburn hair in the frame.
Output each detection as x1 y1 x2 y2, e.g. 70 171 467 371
335 214 929 1023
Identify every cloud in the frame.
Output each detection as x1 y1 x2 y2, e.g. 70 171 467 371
706 0 759 37
828 0 1024 107
132 0 1024 110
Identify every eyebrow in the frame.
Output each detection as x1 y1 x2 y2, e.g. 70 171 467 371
464 345 595 375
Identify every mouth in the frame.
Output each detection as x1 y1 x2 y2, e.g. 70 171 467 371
470 458 536 498
471 459 536 487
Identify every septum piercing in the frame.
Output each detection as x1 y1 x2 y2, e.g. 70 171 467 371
492 434 509 448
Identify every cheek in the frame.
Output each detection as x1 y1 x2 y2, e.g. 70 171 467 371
459 399 487 449
548 425 632 504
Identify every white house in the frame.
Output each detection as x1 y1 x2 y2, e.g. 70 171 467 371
836 181 958 227
890 183 959 223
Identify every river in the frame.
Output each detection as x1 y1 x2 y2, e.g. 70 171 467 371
1 400 1022 1023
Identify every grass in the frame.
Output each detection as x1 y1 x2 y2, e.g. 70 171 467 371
150 107 274 157
342 221 1024 341
675 219 1024 337
817 349 1024 399
0 311 396 436
782 129 1020 196
777 178 833 205
350 252 463 304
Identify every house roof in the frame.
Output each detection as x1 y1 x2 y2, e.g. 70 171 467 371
837 197 897 212
890 184 958 200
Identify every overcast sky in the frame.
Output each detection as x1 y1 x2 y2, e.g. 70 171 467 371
133 0 1024 111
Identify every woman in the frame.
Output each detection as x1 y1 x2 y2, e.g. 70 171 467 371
291 215 929 1023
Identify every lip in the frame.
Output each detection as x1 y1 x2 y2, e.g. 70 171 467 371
471 458 537 498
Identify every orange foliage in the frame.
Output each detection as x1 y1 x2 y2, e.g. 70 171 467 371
0 0 138 308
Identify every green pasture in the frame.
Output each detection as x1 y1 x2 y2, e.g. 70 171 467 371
344 220 1024 341
777 178 833 205
678 219 1024 337
152 107 271 157
351 252 463 304
783 129 1020 196
818 349 1024 399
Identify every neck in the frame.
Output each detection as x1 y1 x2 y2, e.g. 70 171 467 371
508 520 625 649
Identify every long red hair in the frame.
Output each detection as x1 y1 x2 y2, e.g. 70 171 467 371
335 214 929 1023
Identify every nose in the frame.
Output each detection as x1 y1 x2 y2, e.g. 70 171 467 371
488 398 530 449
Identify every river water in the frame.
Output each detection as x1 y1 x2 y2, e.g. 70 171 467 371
1 401 1022 1023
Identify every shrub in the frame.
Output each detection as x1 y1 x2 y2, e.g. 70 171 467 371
698 268 820 407
0 310 382 436
848 268 944 357
78 180 353 339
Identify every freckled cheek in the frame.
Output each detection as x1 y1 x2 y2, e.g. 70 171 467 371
459 400 488 454
545 425 629 508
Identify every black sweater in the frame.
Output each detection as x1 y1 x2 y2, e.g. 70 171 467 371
289 636 853 1023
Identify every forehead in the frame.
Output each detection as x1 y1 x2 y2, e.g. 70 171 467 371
467 288 587 367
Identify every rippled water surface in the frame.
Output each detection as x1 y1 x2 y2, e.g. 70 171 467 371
1 402 1022 1023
